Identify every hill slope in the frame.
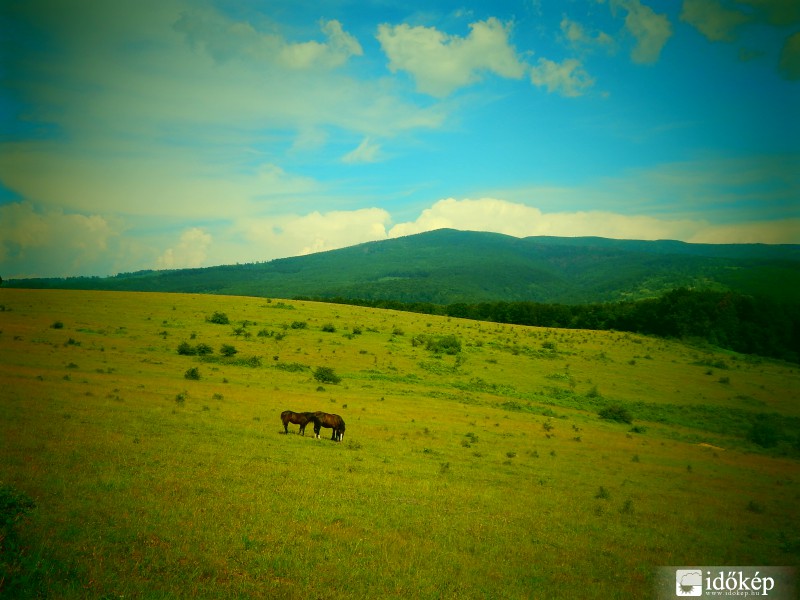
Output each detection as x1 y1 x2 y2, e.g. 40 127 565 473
7 229 800 304
0 289 798 598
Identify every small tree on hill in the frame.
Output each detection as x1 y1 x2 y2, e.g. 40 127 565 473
314 366 341 384
208 312 229 325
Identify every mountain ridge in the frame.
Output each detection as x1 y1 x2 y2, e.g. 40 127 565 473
6 228 800 304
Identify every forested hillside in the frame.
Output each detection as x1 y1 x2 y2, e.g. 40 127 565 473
7 229 800 304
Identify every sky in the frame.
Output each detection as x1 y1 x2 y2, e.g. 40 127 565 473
1 0 799 279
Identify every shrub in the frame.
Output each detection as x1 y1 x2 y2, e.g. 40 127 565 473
195 343 213 356
177 341 197 356
321 323 336 333
598 405 633 424
185 367 200 380
208 312 229 325
314 366 341 384
220 344 238 357
290 321 307 329
51 321 64 329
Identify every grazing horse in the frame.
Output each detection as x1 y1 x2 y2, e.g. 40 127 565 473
313 411 346 442
280 410 319 436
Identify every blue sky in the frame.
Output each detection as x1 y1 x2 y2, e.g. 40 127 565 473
1 0 798 278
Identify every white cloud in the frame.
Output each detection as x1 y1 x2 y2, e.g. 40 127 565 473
342 137 382 164
530 58 595 97
0 201 120 278
387 197 800 244
680 0 751 42
388 197 693 239
609 0 673 64
156 227 212 269
560 16 615 50
174 12 362 70
238 207 391 258
377 18 527 96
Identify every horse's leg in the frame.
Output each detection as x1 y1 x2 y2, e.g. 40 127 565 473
299 422 306 436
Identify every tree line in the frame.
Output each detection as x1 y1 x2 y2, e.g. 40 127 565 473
303 288 799 363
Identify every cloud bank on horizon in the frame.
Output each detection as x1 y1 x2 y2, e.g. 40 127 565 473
1 0 798 278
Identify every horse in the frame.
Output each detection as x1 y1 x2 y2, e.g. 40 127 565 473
313 411 346 442
280 410 319 436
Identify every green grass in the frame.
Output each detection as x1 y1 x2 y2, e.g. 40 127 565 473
1 289 799 598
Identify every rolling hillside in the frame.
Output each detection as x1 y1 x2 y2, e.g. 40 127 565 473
1 289 798 598
7 229 800 304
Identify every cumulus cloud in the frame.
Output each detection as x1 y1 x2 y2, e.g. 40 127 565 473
174 13 362 69
560 16 615 51
377 18 527 96
609 0 673 64
387 197 800 244
388 197 696 240
0 201 119 278
530 58 595 97
156 227 212 270
239 207 391 258
680 0 751 42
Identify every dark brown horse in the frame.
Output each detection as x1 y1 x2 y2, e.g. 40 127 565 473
313 411 346 442
280 410 319 436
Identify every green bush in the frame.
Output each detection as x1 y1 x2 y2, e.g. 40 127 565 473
207 312 229 325
195 343 213 356
313 366 341 384
184 367 201 380
177 341 197 356
220 344 238 357
598 405 633 424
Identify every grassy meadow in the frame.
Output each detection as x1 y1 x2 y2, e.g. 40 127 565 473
1 288 798 598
